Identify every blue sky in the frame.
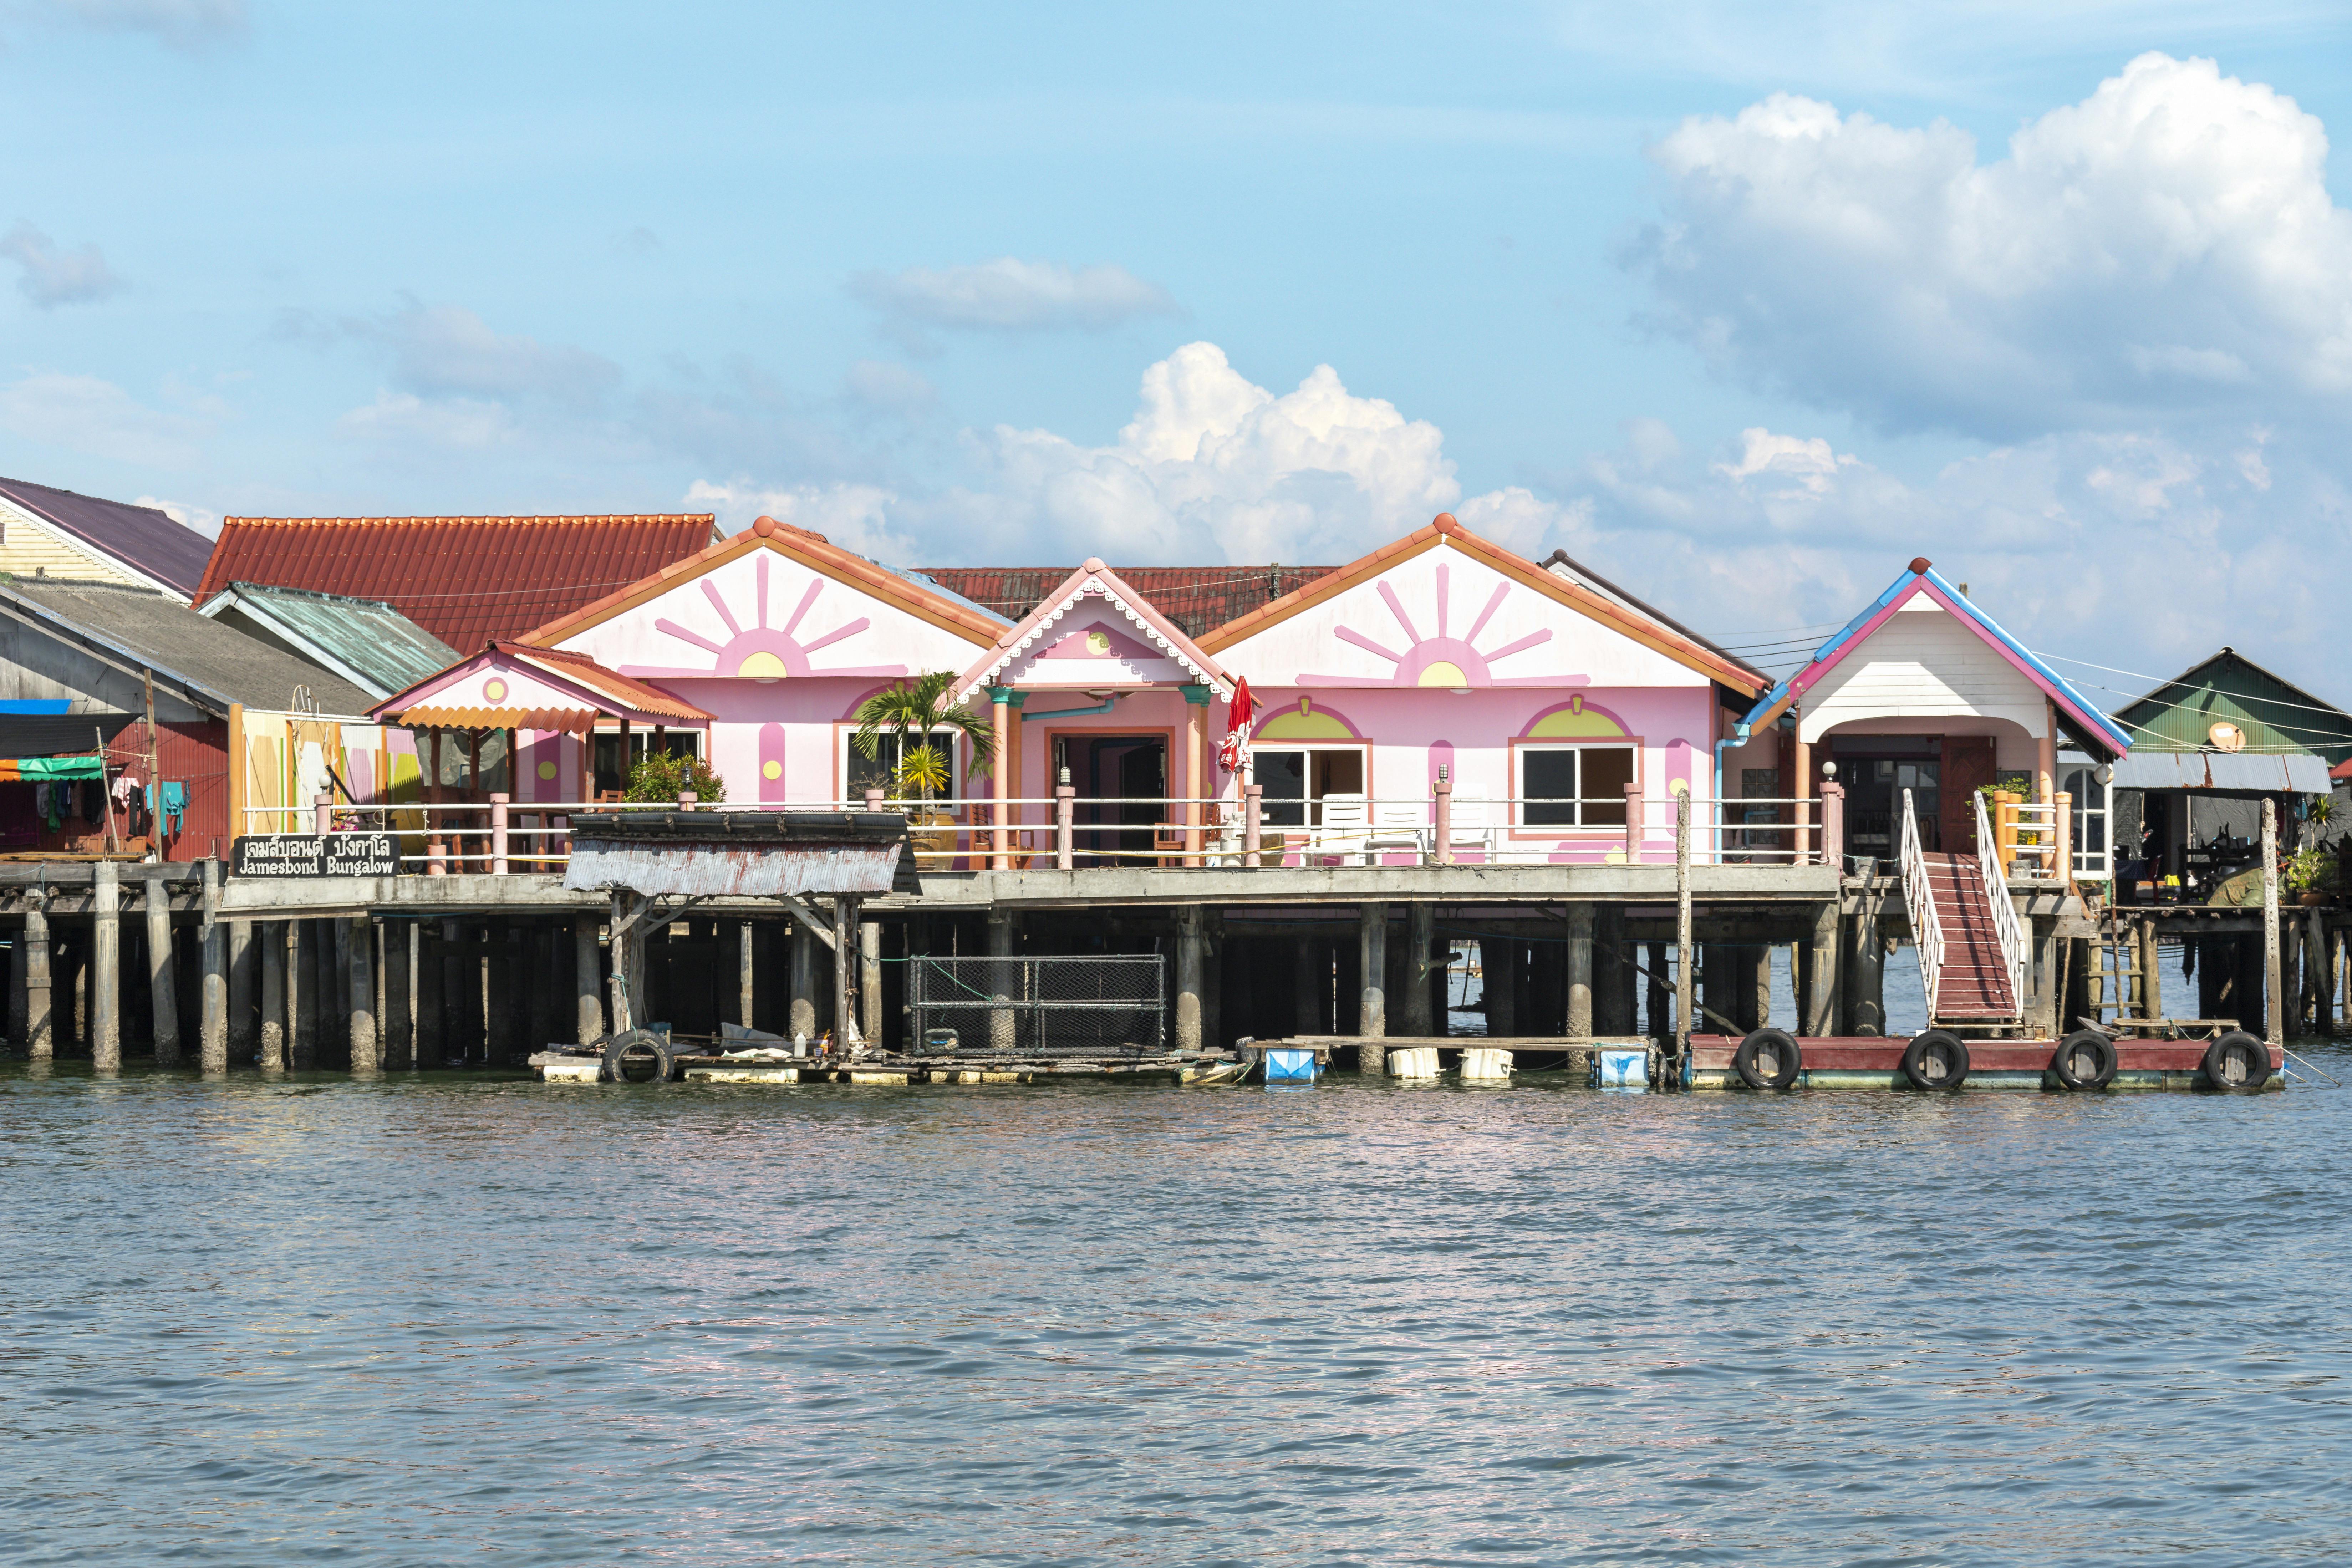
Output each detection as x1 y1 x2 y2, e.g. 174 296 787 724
4 1 2351 696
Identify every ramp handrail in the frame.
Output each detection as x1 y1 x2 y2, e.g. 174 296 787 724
1974 789 2029 1010
1900 788 1944 1022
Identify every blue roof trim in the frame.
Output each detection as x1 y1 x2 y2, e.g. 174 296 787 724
1737 564 2132 755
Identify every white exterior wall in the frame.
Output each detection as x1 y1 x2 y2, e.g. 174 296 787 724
1798 600 2051 756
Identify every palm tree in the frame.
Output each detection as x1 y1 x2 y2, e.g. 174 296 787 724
851 672 996 805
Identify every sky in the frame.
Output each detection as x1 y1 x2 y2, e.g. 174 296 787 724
3 1 2351 704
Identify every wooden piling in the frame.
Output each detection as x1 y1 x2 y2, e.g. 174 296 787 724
1176 906 1205 1053
789 920 818 1040
1595 904 1631 1034
2262 798 2282 1050
8 915 22 1048
228 920 256 1063
259 920 286 1070
738 921 756 1034
23 892 50 1061
91 861 119 1070
347 914 378 1071
199 860 226 1072
292 920 318 1068
1566 905 1595 1037
384 921 412 1069
1357 902 1387 1071
145 875 179 1066
1645 941 1670 1044
2311 907 2336 1037
2139 918 2162 1020
859 918 882 1047
1803 900 1839 1037
1401 903 1434 1037
573 915 603 1044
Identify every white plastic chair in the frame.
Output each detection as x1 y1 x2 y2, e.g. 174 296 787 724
1446 791 1495 859
1363 799 1428 863
1314 792 1369 864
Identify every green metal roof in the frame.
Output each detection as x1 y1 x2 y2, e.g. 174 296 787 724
2109 647 2352 764
206 581 458 698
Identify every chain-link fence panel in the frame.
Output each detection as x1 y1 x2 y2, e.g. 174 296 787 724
907 955 1166 1059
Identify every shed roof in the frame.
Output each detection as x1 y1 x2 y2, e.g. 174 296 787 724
920 565 1339 641
197 582 458 699
0 578 376 716
2108 647 2352 765
1739 560 2132 759
194 514 721 653
0 475 215 598
372 641 710 732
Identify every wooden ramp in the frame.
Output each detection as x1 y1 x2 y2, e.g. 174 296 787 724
1917 850 2019 1023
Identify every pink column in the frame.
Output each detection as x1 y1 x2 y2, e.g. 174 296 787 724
1623 782 1643 865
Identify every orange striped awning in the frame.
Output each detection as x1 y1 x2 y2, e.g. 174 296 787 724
393 706 601 733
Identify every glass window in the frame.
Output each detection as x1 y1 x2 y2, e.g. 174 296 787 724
2063 765 2109 876
1517 744 1638 828
1252 746 1366 828
844 727 963 803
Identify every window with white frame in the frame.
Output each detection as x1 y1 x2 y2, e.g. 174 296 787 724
1517 744 1635 828
844 726 965 803
1254 745 1367 829
2062 764 2110 879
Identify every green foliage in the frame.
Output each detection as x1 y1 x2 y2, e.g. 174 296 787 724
2286 846 2339 895
621 748 727 805
1976 773 2033 800
851 672 996 804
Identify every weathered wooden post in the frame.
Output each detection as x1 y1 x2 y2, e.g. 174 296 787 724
859 917 883 1045
1357 902 1387 1071
2262 798 2282 1051
1675 788 1694 1074
145 874 179 1066
92 861 120 1070
2138 917 2161 1020
1645 941 1670 1045
291 921 318 1068
384 920 412 1069
1804 899 1839 1037
574 915 604 1043
347 913 378 1071
199 860 227 1071
2308 906 2333 1039
789 921 818 1040
986 906 1015 1053
259 920 286 1069
229 919 256 1065
1175 905 1205 1053
1566 904 1595 1037
1401 903 1435 1035
832 897 856 1047
738 921 756 1033
1847 885 1887 1035
24 890 50 1061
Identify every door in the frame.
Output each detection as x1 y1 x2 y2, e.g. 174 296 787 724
1939 737 1997 855
1076 735 1166 866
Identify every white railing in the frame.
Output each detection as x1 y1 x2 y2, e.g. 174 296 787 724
241 786 1844 875
1901 787 1944 1022
2007 801 2061 880
1974 790 2028 1011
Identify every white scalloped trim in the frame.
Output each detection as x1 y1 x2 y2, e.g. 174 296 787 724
964 574 1230 698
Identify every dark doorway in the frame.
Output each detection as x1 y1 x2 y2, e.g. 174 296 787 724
1830 735 1943 862
1055 734 1167 866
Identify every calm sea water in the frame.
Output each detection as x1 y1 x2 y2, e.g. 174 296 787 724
5 1051 2347 1567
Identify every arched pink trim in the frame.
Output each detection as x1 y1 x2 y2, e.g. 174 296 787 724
1252 697 1366 740
1514 694 1634 739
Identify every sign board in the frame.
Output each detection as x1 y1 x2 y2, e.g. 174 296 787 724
231 832 399 877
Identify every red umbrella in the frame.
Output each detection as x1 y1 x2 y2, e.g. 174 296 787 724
1217 678 1254 774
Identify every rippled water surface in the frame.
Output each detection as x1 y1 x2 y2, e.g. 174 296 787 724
6 1054 2350 1566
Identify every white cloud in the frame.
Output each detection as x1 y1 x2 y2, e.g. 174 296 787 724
337 390 516 451
0 223 125 308
0 372 207 466
21 0 244 47
850 258 1178 346
842 358 936 416
683 479 918 564
1713 428 1857 493
365 303 620 407
134 494 219 536
1632 53 2352 439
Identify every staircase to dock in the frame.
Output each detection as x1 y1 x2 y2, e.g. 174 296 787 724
1899 788 2025 1028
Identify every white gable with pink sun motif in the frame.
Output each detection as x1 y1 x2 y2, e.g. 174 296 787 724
545 541 988 681
1212 536 1704 690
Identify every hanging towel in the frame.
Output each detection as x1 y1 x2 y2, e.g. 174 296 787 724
160 781 188 834
35 781 56 831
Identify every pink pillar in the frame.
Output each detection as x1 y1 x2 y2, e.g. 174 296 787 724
491 792 510 875
314 790 332 836
1243 783 1263 869
1055 782 1076 870
1819 781 1845 869
1623 782 1643 865
1434 767 1453 865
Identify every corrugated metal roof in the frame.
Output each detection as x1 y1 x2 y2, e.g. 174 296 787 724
2109 750 2331 792
0 579 376 715
919 565 1339 640
206 582 456 698
194 514 720 653
0 475 215 598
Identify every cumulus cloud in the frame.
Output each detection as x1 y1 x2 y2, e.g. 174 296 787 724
363 302 621 407
135 494 220 536
337 390 518 451
0 372 209 466
25 0 245 47
1631 52 2352 439
850 258 1178 351
0 223 125 308
683 478 918 564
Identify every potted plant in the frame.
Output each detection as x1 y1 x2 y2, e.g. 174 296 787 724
620 748 727 806
851 672 997 862
2284 846 2338 905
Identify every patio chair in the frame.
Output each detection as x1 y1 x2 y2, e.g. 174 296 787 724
1445 791 1495 859
1363 799 1429 863
1314 792 1369 864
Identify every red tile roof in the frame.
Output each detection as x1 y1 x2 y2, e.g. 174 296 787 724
194 514 720 655
917 565 1339 641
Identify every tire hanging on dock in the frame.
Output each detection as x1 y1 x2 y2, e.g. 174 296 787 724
2051 1030 2118 1092
602 1029 676 1085
1732 1028 1802 1091
2200 1030 2270 1091
1900 1030 1969 1091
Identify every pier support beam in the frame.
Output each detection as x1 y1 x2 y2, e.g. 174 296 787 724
987 907 1015 1053
92 861 119 1070
23 893 49 1061
1847 893 1887 1037
575 916 604 1044
1565 906 1595 1038
1295 937 1326 1034
1485 936 1518 1038
229 920 256 1065
1400 904 1434 1037
1803 901 1839 1037
292 921 319 1069
416 922 443 1064
2307 906 2332 1038
1645 940 1670 1045
200 861 227 1072
347 915 378 1072
260 921 286 1070
738 922 757 1035
384 921 412 1070
145 875 179 1066
1593 903 1629 1035
860 918 883 1047
2138 918 2162 1020
1175 906 1205 1054
789 921 818 1041
1357 902 1388 1072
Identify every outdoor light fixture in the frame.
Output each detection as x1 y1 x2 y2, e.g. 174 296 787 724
1821 760 1837 778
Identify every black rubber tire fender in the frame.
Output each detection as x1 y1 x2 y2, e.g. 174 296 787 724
2051 1030 2118 1091
1732 1028 1802 1091
1901 1030 1970 1091
602 1029 675 1085
2201 1030 2271 1091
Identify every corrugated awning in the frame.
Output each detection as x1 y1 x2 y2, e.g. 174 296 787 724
394 706 602 733
2110 750 2332 792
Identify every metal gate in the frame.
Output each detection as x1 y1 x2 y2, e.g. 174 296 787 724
906 954 1166 1059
